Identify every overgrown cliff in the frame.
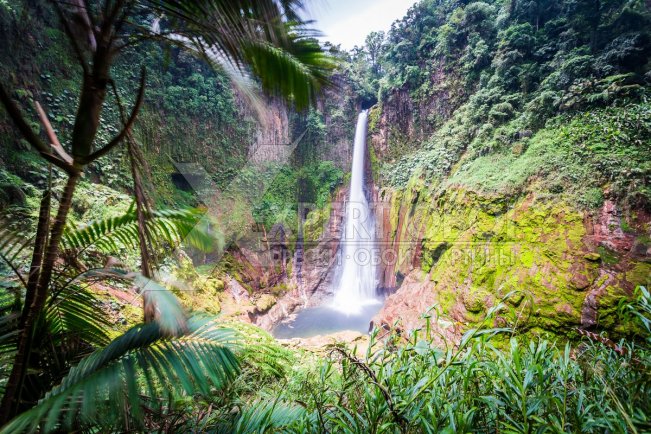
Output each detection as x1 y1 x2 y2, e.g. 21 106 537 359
361 0 651 338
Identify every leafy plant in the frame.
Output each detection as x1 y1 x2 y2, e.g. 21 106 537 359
1 315 239 433
228 291 651 433
61 205 214 254
0 202 220 428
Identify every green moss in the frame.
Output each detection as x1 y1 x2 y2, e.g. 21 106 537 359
597 246 620 266
303 201 332 243
254 294 277 314
368 105 381 133
584 252 601 262
626 263 651 287
368 142 380 182
463 289 493 314
393 186 605 336
595 285 629 332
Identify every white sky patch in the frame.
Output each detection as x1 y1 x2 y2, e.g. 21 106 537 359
303 0 418 50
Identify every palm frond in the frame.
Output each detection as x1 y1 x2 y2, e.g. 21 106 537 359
242 33 335 108
0 280 111 401
144 0 335 107
63 268 188 336
1 315 240 434
61 207 213 254
0 224 31 288
133 273 187 335
45 282 111 349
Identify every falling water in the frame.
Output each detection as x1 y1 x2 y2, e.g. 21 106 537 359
332 111 379 314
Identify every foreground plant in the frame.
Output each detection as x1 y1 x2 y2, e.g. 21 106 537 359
231 289 651 433
1 316 239 433
0 207 221 429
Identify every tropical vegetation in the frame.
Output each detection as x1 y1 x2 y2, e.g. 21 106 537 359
0 0 649 432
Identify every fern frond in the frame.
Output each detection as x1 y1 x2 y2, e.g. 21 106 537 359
61 207 213 254
46 282 111 348
0 224 31 287
1 316 240 433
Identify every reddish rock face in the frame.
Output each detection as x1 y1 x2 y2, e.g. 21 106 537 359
587 200 637 252
371 270 462 346
253 187 348 330
368 186 651 339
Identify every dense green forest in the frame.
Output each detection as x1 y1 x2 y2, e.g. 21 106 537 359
0 0 650 432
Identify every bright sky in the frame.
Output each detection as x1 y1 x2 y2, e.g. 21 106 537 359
302 0 419 50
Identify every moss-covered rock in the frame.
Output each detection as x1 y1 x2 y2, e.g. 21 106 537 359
378 184 644 338
584 253 601 262
255 294 277 314
462 289 492 314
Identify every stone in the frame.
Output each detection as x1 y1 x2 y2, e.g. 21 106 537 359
254 294 277 314
463 290 490 313
506 291 525 307
584 253 601 262
570 273 591 291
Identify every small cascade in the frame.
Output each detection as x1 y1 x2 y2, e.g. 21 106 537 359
332 111 379 314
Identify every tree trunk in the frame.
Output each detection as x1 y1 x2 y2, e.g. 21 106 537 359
0 172 79 424
127 141 156 322
0 9 120 426
71 70 110 159
19 188 50 329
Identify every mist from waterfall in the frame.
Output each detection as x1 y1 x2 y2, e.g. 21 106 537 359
332 111 379 315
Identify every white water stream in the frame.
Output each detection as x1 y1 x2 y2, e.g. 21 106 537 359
331 111 380 314
272 111 381 338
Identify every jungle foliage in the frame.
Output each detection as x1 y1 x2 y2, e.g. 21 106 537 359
0 0 333 428
349 0 651 208
203 288 651 433
0 0 650 432
227 289 651 433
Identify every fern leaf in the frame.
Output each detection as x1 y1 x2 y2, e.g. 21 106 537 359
0 316 240 433
0 225 31 287
46 283 111 348
61 208 213 255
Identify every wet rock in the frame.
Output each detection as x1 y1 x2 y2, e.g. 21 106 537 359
253 188 347 330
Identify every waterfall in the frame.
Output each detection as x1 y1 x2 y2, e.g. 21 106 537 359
332 111 379 314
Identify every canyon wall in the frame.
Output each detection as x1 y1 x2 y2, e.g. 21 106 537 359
368 100 651 339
